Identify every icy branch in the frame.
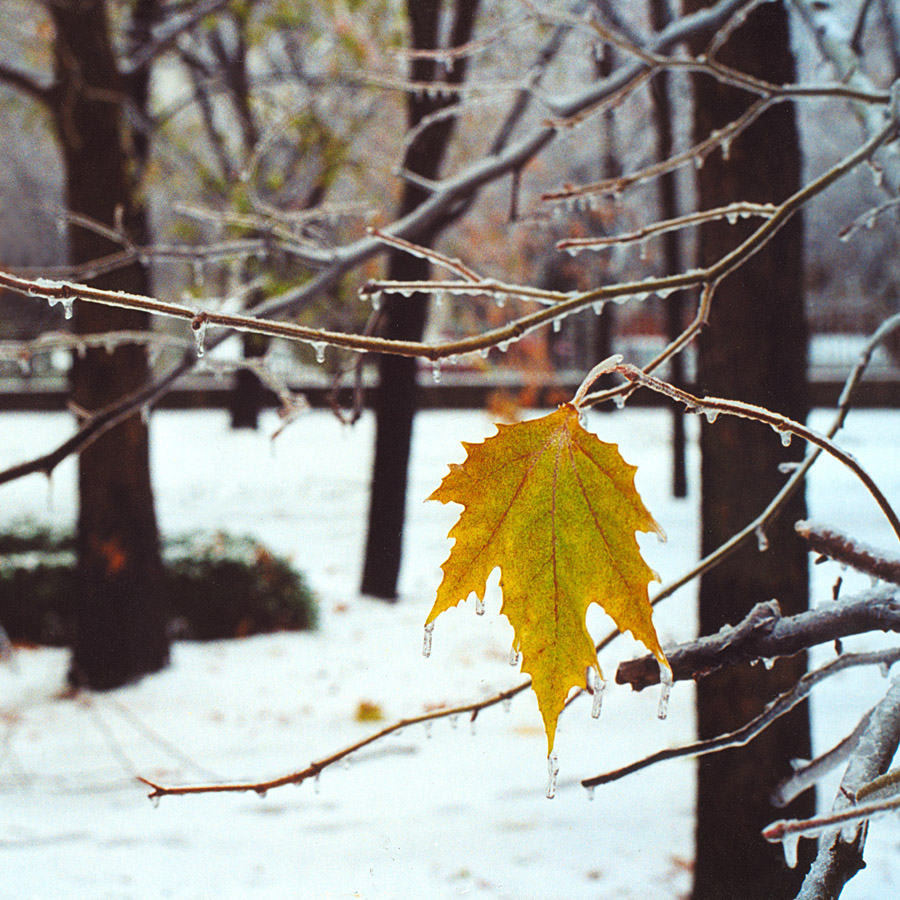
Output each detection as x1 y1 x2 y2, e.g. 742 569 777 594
582 647 900 791
616 588 900 691
775 676 900 897
796 522 900 586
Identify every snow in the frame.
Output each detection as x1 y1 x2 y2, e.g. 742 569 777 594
0 406 897 899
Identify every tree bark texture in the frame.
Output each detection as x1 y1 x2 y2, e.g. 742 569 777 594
49 0 168 689
682 2 814 897
360 0 479 599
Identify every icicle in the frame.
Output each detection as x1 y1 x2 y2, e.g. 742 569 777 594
613 394 626 410
586 784 595 801
592 301 605 315
475 596 485 616
509 646 521 667
192 317 208 358
61 296 74 320
781 833 799 869
704 409 719 424
763 658 776 671
639 241 648 261
422 622 434 657
694 154 705 170
312 342 326 364
431 359 442 384
775 428 792 447
449 714 459 730
656 286 674 299
546 750 560 799
478 347 490 359
314 771 321 794
495 295 506 309
721 138 732 161
553 317 562 333
498 340 511 353
879 662 891 678
255 788 268 799
591 671 605 720
469 716 478 736
502 697 512 713
657 665 673 720
370 291 382 311
140 405 151 426
150 794 161 809
423 720 433 739
755 525 769 552
725 211 739 225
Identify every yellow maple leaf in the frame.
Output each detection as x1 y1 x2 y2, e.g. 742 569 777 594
427 403 667 753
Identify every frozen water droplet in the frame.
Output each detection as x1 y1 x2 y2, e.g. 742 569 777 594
495 295 506 309
657 665 673 720
592 301 605 315
256 788 267 798
370 291 382 311
591 672 605 720
694 154 705 170
546 750 560 799
150 794 160 809
449 714 459 730
502 697 512 714
777 429 792 447
704 409 719 424
61 296 74 320
639 241 648 261
478 347 490 359
879 662 891 678
192 317 207 358
755 526 769 552
423 720 433 739
509 647 520 667
586 784 595 801
721 138 732 161
498 340 510 353
565 246 579 257
314 771 321 794
613 394 626 410
782 833 799 868
469 716 477 736
422 622 434 657
763 657 776 671
725 212 738 225
431 360 442 383
475 596 485 616
553 317 562 333
312 342 326 364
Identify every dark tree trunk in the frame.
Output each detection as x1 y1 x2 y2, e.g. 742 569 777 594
49 0 168 689
360 0 479 599
648 0 688 499
682 2 814 897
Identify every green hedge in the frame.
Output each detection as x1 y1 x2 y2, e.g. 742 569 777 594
0 525 317 646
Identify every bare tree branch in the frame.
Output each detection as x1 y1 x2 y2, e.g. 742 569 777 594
617 588 900 691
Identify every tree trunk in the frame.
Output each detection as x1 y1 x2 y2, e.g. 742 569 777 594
360 0 479 599
682 2 814 897
49 0 168 689
648 0 688 499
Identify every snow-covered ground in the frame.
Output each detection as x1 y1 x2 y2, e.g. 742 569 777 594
0 406 897 900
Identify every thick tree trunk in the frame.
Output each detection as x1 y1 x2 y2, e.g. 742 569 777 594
50 0 168 689
682 2 814 897
360 0 479 599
